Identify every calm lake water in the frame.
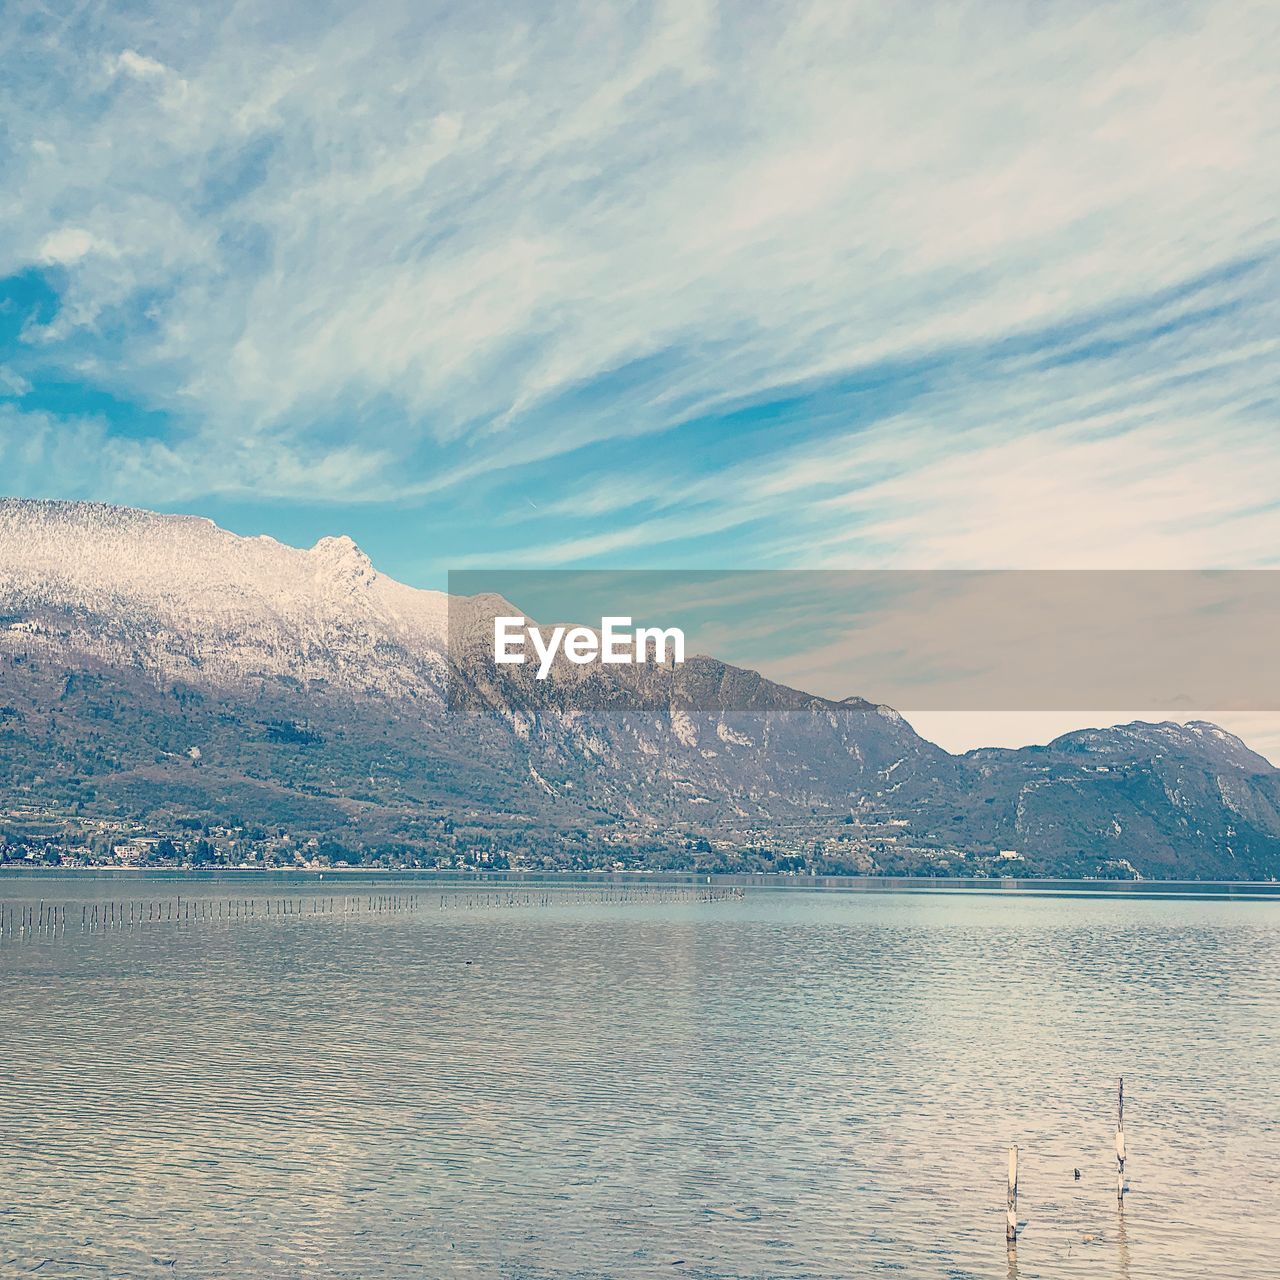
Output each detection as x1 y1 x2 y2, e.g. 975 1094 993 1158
1 875 1277 1279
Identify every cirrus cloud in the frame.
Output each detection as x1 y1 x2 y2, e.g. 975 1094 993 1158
0 0 1276 578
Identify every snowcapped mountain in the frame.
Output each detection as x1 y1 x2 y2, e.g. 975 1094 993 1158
0 499 449 700
1 498 1278 878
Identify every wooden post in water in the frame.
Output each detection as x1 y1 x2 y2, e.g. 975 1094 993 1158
1006 1145 1019 1243
1116 1077 1127 1201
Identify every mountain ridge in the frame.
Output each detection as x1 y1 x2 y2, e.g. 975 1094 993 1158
2 498 1277 879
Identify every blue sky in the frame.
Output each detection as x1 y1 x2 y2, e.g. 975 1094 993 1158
0 0 1277 638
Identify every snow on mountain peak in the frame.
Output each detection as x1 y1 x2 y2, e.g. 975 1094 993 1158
309 534 377 593
0 498 447 698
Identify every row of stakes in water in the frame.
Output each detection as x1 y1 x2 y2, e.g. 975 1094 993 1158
0 885 745 939
0 893 414 937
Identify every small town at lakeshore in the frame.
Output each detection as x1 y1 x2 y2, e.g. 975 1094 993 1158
0 798 1156 879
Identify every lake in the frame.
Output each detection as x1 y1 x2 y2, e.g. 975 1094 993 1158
1 874 1277 1278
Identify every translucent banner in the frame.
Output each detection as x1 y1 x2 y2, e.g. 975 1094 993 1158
446 570 1280 713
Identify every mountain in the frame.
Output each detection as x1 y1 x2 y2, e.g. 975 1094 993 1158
1 499 1278 879
0 499 449 698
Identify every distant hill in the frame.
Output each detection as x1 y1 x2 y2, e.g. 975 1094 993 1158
1 498 1277 878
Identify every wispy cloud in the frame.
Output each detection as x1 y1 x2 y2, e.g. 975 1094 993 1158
0 0 1277 572
479 261 1280 569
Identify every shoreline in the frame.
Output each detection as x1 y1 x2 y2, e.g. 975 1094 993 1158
2 865 1279 901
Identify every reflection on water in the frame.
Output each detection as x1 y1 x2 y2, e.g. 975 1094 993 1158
0 877 1276 1279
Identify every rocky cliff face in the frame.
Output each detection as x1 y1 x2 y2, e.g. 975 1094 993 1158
1 499 1277 878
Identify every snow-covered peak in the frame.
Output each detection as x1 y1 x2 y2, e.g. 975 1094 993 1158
311 533 372 569
0 498 447 698
0 498 436 619
307 533 378 598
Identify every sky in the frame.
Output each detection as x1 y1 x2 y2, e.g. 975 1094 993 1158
2 1 1278 752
